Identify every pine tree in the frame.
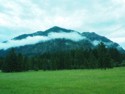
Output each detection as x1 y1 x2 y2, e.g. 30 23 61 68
108 48 122 66
0 57 3 70
97 42 112 69
1 48 21 72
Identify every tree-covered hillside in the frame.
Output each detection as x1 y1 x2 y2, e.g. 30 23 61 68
0 43 125 72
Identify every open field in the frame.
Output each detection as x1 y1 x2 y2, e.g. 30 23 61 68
0 67 125 94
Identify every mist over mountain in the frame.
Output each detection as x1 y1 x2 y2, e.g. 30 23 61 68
0 26 124 56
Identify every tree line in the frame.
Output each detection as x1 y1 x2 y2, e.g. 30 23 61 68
0 42 125 72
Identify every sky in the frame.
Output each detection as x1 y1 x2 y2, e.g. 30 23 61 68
0 0 125 49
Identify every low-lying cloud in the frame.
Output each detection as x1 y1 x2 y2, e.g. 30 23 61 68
48 32 85 41
0 0 125 49
0 32 85 50
0 36 50 50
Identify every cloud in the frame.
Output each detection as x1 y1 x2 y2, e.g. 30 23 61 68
110 37 125 49
0 0 124 29
48 32 85 41
0 32 85 50
0 36 50 50
111 37 125 43
0 0 86 31
0 0 125 49
106 25 125 49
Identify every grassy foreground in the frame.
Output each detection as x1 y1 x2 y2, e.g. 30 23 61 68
0 67 125 94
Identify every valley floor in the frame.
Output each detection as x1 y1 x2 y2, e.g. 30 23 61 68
0 67 125 94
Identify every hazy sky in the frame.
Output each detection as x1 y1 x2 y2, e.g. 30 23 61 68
0 0 125 49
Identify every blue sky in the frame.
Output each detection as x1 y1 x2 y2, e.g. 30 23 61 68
0 0 125 49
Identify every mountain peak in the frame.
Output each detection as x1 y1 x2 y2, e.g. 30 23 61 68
12 26 74 41
45 26 73 33
51 26 62 29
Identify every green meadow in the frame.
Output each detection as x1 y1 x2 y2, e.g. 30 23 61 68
0 67 125 94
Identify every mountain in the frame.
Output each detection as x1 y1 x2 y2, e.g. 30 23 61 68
13 26 74 40
0 26 124 56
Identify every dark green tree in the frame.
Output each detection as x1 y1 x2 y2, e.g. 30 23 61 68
1 48 21 72
97 42 112 69
108 48 122 67
0 57 3 70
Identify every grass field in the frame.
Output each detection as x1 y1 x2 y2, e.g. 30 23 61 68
0 67 125 94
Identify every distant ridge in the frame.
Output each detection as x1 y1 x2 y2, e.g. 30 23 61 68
0 26 124 56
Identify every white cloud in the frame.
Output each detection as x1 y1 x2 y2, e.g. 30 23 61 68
0 36 50 50
111 37 125 43
106 26 125 49
48 32 85 41
112 0 125 4
0 31 86 50
92 40 101 46
110 37 125 49
0 0 125 49
0 0 86 31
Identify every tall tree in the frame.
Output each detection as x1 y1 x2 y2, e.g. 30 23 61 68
0 57 3 70
108 48 122 66
1 48 21 72
97 42 112 69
